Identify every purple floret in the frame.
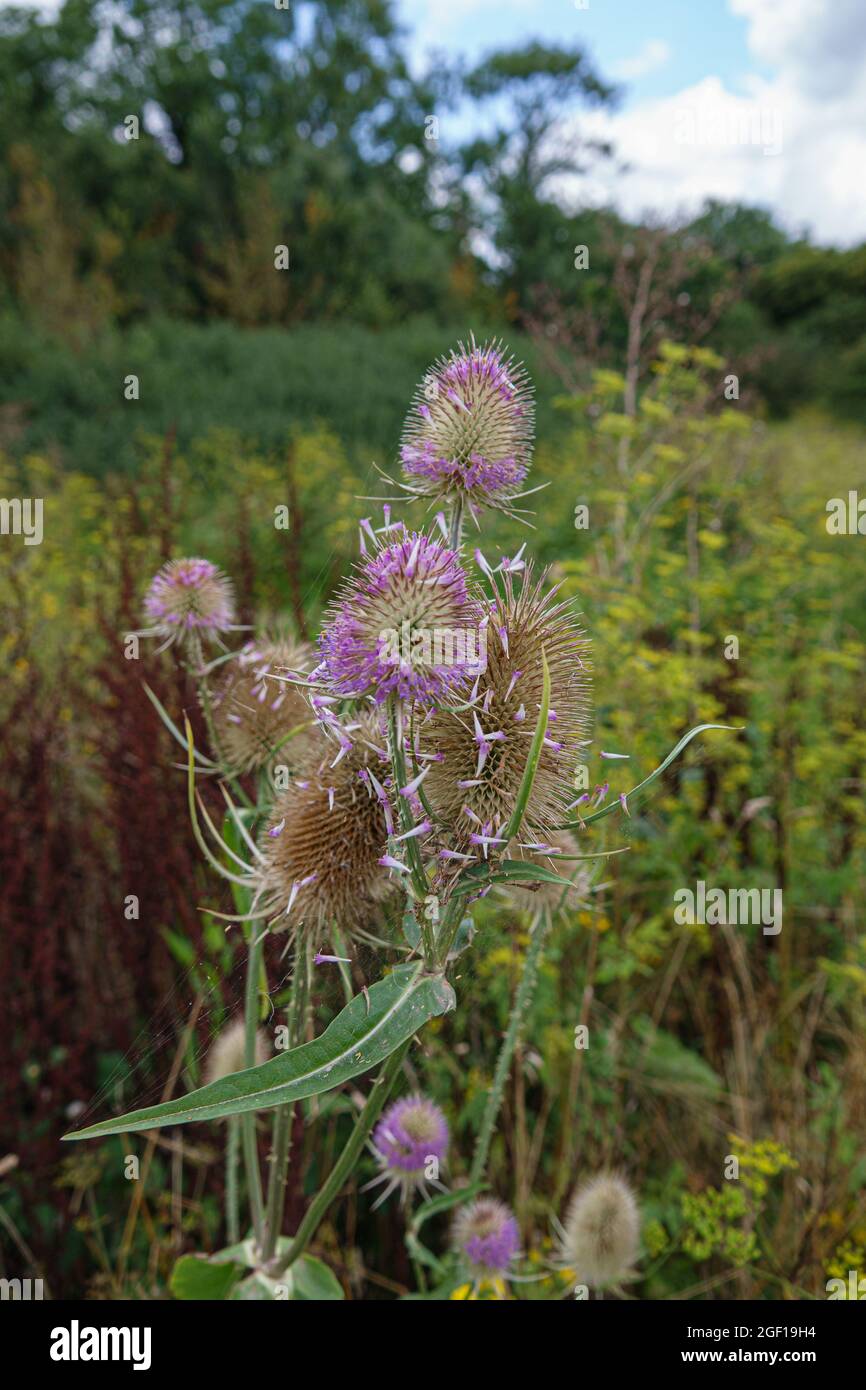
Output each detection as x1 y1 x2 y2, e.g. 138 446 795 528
453 1197 520 1276
463 1217 519 1273
143 557 235 645
400 339 534 507
372 1095 449 1176
318 532 483 705
401 439 527 497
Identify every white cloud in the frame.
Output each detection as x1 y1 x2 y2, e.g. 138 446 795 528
731 0 866 97
557 2 866 245
612 39 671 83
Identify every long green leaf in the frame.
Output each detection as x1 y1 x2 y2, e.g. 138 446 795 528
557 723 742 831
449 857 576 898
62 965 455 1141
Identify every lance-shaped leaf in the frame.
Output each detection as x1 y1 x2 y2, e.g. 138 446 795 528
449 856 576 898
63 964 455 1141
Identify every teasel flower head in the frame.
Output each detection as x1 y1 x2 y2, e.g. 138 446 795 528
364 1094 449 1208
399 337 534 518
316 529 484 706
257 713 392 936
212 637 314 773
452 1197 520 1279
205 1019 268 1085
424 565 590 854
142 557 236 650
561 1174 640 1289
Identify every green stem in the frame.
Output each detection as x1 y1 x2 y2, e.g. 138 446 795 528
261 1107 293 1260
269 1038 411 1276
448 495 464 552
470 907 551 1185
188 633 222 766
242 924 266 1242
226 1117 240 1245
433 895 467 969
261 941 310 1260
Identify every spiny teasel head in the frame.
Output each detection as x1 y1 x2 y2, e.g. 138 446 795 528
400 336 534 516
212 637 314 773
507 830 590 913
561 1174 640 1289
316 529 484 706
257 713 393 935
365 1094 449 1209
452 1197 520 1279
204 1019 268 1085
422 565 591 857
142 557 236 650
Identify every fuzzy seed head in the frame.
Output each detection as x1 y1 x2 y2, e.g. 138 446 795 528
452 1197 520 1277
205 1019 268 1085
424 567 591 846
317 531 483 705
143 557 235 646
561 1174 640 1287
401 337 534 509
212 637 313 773
258 715 392 934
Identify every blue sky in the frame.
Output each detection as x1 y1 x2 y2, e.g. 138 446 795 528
398 0 866 245
400 0 763 103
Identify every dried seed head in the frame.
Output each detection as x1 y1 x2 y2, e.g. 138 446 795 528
561 1174 640 1288
452 1197 520 1277
212 637 314 773
143 557 236 648
400 337 534 513
317 531 484 706
424 566 590 847
205 1019 268 1085
258 714 392 935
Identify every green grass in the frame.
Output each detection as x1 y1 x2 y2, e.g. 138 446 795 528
0 314 567 476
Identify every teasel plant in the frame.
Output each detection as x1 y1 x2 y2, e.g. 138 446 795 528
63 338 740 1301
